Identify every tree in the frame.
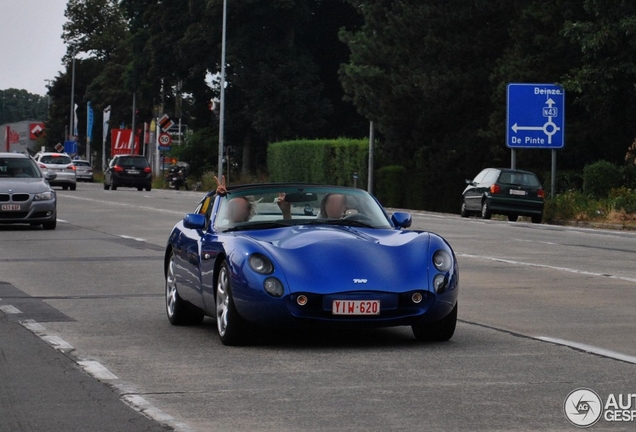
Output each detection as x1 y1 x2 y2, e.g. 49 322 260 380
0 89 47 124
340 0 515 210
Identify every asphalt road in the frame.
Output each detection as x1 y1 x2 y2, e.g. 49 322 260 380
1 182 636 431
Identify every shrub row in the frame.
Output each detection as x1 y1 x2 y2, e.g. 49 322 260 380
268 138 368 187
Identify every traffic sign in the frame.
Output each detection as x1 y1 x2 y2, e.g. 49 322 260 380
158 132 172 146
507 83 565 149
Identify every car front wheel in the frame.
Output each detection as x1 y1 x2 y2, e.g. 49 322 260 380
460 200 469 218
481 201 491 219
216 262 252 346
412 303 457 342
165 252 204 325
508 215 518 222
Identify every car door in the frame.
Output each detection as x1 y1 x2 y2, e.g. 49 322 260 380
464 169 489 211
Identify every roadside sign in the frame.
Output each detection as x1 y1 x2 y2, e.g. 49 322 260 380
158 114 175 132
54 143 64 152
158 133 172 146
507 83 565 149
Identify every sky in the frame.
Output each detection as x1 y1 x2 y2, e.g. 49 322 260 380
0 0 69 96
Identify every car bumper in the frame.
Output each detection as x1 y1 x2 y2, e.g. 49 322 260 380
76 173 93 181
48 172 77 186
0 200 56 224
111 173 152 187
489 196 544 216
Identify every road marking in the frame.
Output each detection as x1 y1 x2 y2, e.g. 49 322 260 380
41 335 74 351
78 360 118 380
458 253 636 284
0 305 22 314
59 194 185 215
119 234 147 242
537 336 636 365
57 219 68 223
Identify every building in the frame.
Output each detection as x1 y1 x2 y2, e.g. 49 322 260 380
2 120 46 154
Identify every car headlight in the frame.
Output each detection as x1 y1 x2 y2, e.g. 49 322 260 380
249 253 274 274
264 277 284 297
34 191 54 201
433 274 448 294
432 250 453 272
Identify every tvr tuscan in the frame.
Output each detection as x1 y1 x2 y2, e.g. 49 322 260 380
164 183 459 345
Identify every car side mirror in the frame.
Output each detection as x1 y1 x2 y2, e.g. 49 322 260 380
391 212 412 229
465 179 475 186
183 213 207 230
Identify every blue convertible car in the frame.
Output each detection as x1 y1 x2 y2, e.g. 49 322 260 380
164 183 459 345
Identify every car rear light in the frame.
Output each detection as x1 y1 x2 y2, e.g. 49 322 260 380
537 188 545 198
67 164 76 170
113 165 124 173
38 163 46 169
490 184 501 194
143 167 152 174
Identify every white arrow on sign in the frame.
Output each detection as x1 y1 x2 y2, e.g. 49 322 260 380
511 97 561 144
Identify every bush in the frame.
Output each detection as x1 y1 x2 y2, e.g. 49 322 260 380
583 160 622 199
268 138 367 186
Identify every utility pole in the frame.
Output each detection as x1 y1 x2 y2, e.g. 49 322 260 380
217 0 228 180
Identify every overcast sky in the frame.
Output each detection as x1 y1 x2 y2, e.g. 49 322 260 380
0 0 68 96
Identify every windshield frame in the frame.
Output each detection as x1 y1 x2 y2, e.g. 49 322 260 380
210 184 393 232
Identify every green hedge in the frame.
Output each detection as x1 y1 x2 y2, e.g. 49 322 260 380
268 138 368 187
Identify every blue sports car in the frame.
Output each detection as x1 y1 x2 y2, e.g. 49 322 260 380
164 183 459 345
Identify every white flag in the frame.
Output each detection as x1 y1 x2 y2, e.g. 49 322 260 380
103 105 111 143
73 104 79 136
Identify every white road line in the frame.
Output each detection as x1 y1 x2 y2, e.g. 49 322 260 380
458 253 636 284
0 305 22 314
537 336 636 365
78 360 119 380
57 219 68 223
60 194 184 215
41 335 74 351
21 319 47 334
119 234 147 242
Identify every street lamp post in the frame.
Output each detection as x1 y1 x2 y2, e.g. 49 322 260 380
217 0 228 180
44 79 52 112
68 55 76 141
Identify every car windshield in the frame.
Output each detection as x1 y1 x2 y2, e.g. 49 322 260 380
0 158 41 179
74 161 90 167
498 172 541 187
213 185 392 231
40 154 72 164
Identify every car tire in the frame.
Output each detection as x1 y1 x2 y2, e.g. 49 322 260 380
216 261 252 346
103 182 110 190
531 214 543 224
70 184 76 191
508 215 518 222
42 219 57 230
481 201 491 220
460 200 469 218
111 183 118 190
165 252 204 326
145 185 152 192
62 185 68 190
137 186 143 191
412 302 457 342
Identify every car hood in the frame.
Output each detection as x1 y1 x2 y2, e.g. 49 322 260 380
241 225 432 294
0 179 50 193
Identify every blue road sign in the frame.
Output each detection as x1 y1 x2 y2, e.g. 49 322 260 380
507 83 565 149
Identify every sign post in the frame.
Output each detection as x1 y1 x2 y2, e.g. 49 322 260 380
507 83 565 197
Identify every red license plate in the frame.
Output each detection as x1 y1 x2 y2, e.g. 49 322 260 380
332 300 380 315
1 204 21 211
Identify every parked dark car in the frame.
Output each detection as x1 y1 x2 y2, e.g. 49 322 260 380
104 155 152 191
461 168 544 223
0 152 57 229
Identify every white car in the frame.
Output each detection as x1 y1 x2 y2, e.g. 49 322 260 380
72 160 94 182
34 152 77 190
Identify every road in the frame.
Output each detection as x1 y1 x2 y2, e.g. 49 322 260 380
1 182 635 431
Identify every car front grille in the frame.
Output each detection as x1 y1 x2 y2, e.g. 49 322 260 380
0 194 30 202
11 194 29 202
